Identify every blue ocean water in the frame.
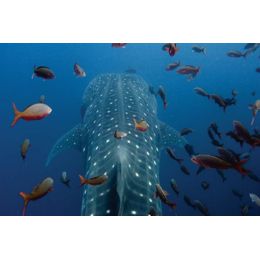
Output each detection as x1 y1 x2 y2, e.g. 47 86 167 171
0 43 259 216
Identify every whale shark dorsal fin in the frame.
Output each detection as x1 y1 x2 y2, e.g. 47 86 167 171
46 124 83 166
158 121 187 150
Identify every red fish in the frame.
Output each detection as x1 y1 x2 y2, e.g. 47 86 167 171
11 103 52 127
133 118 149 132
112 43 127 48
19 177 54 216
79 174 108 186
162 43 179 57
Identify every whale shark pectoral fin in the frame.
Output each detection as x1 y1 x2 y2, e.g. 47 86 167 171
46 124 83 166
158 121 187 150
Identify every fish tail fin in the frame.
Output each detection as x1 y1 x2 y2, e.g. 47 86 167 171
203 48 206 55
79 175 87 186
19 192 29 216
11 102 21 127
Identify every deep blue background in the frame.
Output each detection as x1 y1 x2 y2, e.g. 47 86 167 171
0 43 259 216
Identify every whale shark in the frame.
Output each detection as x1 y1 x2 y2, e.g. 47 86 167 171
46 73 187 216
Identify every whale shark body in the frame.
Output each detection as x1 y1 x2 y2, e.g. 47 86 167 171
47 73 187 216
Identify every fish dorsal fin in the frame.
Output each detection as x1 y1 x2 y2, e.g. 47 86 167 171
46 124 83 166
158 121 187 150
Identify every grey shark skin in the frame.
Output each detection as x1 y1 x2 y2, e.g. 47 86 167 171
46 73 187 216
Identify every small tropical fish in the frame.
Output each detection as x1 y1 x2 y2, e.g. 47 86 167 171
248 99 260 125
194 200 209 216
60 171 70 187
180 165 191 175
194 87 210 99
162 43 179 57
177 65 200 80
79 174 108 186
233 120 260 147
157 86 167 109
210 94 227 111
155 184 176 209
165 61 180 71
191 154 232 170
39 95 45 103
210 122 221 139
201 181 209 190
180 128 193 136
166 147 183 164
191 154 249 175
21 138 31 160
183 195 196 209
227 50 246 58
232 189 243 200
32 66 55 80
114 130 127 139
74 63 86 77
192 46 206 55
251 91 256 96
226 131 244 147
11 102 52 127
19 177 54 216
170 179 180 196
133 118 149 132
112 43 127 48
249 193 260 207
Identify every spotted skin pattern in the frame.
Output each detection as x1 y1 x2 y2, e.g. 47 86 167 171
47 73 187 216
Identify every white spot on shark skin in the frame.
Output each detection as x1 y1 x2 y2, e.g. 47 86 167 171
98 133 101 137
135 172 139 177
90 198 94 202
99 192 104 196
139 193 144 197
106 209 111 214
138 159 142 163
90 213 94 216
98 123 102 127
148 181 152 186
82 147 86 152
148 165 152 170
127 140 131 144
93 162 97 166
128 164 131 168
135 144 139 149
128 123 132 126
146 151 150 156
95 146 99 150
131 210 137 215
153 160 157 165
106 139 110 143
149 198 153 203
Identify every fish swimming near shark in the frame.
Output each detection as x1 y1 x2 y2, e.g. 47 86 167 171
46 73 187 216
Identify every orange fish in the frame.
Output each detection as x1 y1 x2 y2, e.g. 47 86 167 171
11 102 52 127
133 118 149 132
19 177 54 216
79 174 108 186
